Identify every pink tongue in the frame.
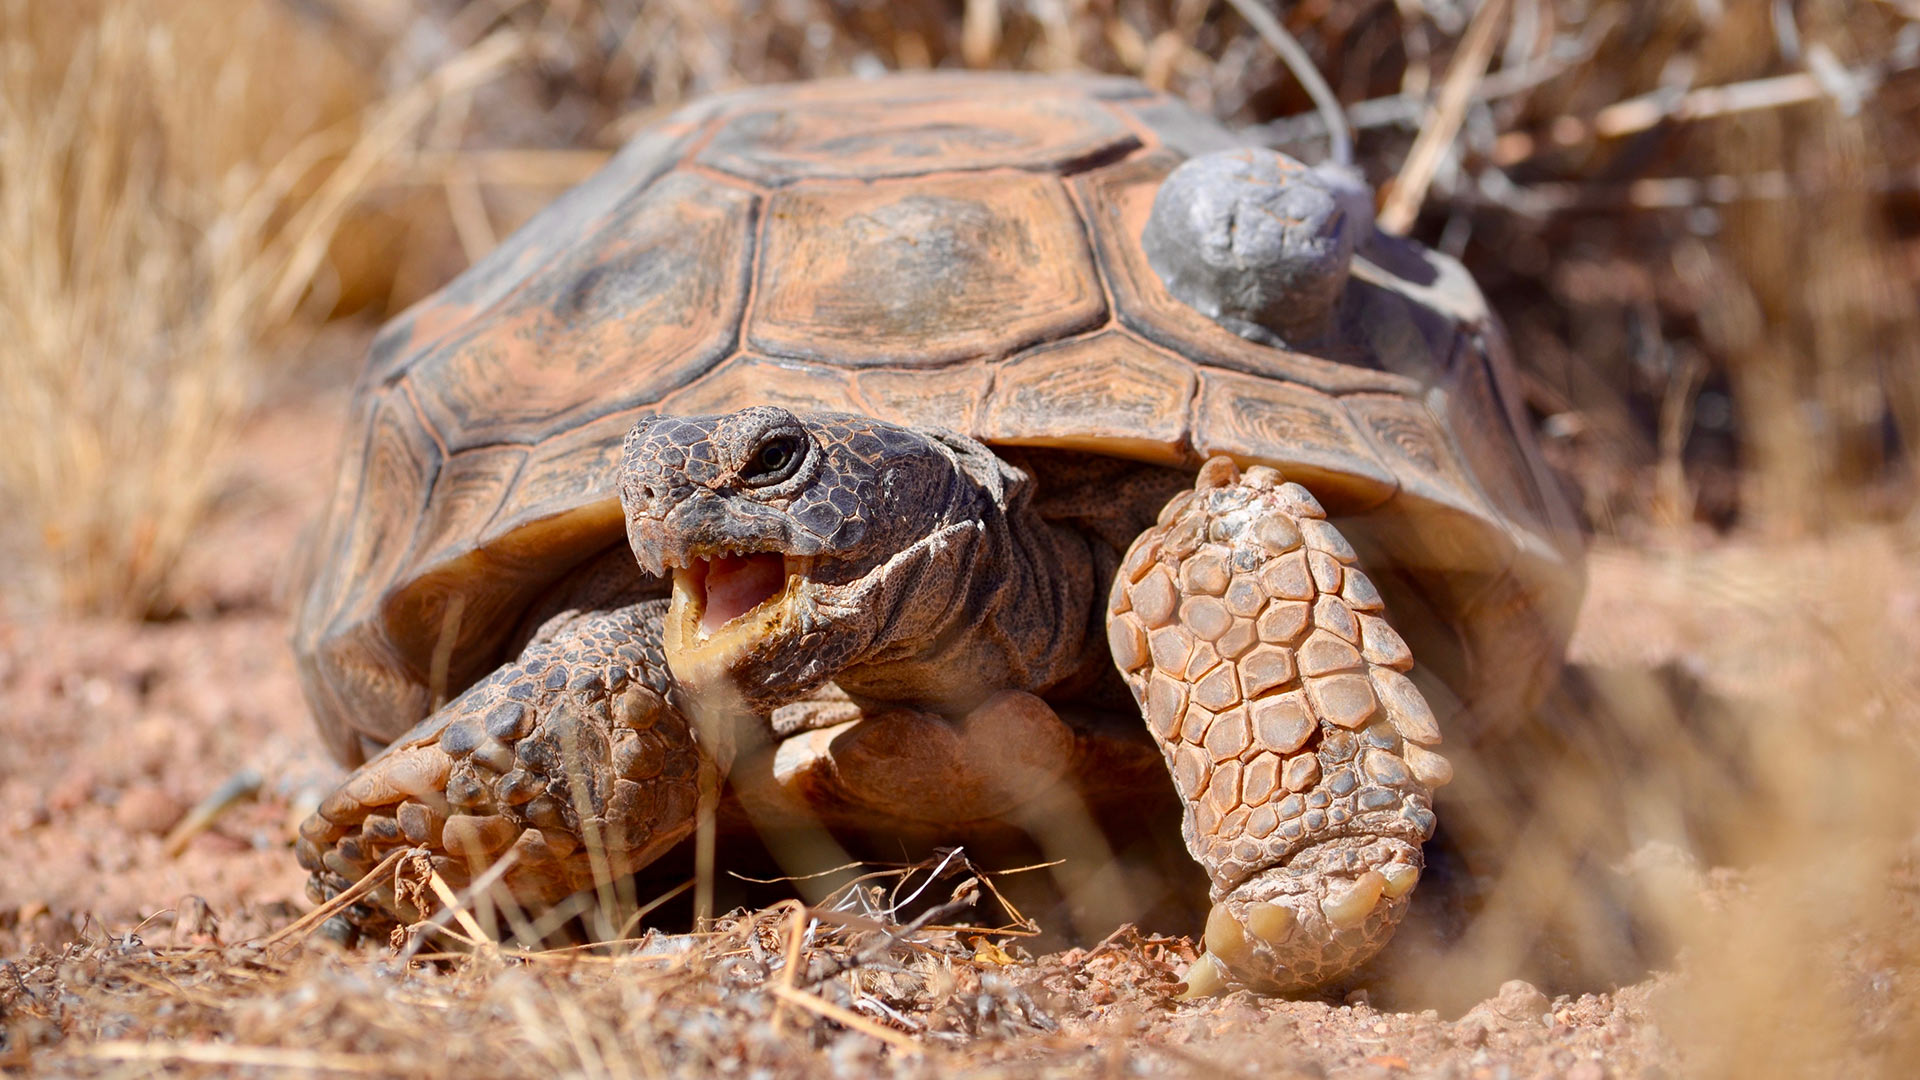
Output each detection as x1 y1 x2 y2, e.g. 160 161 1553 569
700 553 785 633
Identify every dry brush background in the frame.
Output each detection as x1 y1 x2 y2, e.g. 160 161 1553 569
3 0 1920 1077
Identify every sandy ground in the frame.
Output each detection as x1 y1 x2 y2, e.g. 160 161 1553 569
4 382 1917 1078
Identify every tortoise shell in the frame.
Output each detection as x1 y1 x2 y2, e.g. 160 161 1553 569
294 73 1583 767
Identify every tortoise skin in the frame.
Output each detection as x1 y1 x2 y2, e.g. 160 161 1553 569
294 73 1580 775
618 408 1102 717
297 600 711 921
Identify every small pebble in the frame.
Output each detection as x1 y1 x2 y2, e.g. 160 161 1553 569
115 783 184 835
1491 978 1550 1023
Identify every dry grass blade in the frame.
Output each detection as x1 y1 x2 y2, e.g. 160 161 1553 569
426 867 502 948
1377 0 1510 233
0 2 520 618
259 846 418 951
80 1040 392 1073
1219 0 1351 165
766 982 925 1056
771 900 808 1036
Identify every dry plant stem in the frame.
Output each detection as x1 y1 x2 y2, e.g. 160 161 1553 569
771 900 808 1037
1378 0 1510 234
1495 59 1918 165
161 768 263 857
767 982 925 1055
1653 350 1705 531
80 1041 393 1073
427 868 501 948
1595 70 1874 139
0 6 524 616
1220 0 1352 165
962 0 1001 68
259 846 420 951
695 771 719 930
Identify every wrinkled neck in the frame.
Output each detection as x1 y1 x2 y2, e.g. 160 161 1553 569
833 442 1098 715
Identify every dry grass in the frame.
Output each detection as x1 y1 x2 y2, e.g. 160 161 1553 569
0 1 519 617
0 0 350 616
1371 528 1920 1074
2 854 1133 1077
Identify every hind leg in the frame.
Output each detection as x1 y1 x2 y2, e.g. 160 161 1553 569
731 690 1080 830
1107 457 1453 994
297 599 719 935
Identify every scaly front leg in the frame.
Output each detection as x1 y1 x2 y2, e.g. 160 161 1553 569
1108 458 1453 994
297 599 718 934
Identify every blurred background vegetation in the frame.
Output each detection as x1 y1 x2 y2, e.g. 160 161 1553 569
2 0 1916 616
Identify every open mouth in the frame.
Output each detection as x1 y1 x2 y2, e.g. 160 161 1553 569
663 548 808 686
683 552 788 636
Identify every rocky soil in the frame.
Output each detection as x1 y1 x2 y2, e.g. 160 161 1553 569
4 383 1917 1078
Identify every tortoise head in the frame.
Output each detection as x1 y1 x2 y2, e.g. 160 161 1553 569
619 406 999 712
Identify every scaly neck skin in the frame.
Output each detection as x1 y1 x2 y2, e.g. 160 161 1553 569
828 437 1099 716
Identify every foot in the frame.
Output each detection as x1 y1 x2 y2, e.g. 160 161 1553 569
296 600 716 934
1107 457 1452 994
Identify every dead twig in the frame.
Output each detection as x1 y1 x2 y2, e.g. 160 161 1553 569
1378 0 1510 234
77 1040 394 1073
162 769 263 857
767 982 925 1056
1220 0 1352 165
258 847 419 952
1593 67 1881 139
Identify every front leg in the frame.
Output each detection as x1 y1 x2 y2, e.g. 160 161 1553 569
296 599 717 934
1108 458 1452 994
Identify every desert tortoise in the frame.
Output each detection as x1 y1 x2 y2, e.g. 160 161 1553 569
292 72 1583 994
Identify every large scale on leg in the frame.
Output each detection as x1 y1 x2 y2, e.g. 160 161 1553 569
291 74 1583 995
1110 457 1453 993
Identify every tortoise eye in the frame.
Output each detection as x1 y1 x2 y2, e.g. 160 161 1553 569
740 433 805 487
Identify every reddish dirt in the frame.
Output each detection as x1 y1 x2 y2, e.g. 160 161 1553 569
0 379 349 953
4 372 1916 1078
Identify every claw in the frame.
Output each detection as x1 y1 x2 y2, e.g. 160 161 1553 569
441 813 516 856
1241 464 1282 489
1322 869 1388 930
1403 742 1453 787
344 746 451 807
1179 951 1229 999
1246 901 1297 943
1194 455 1240 489
1381 862 1420 899
1205 903 1250 961
397 801 446 845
